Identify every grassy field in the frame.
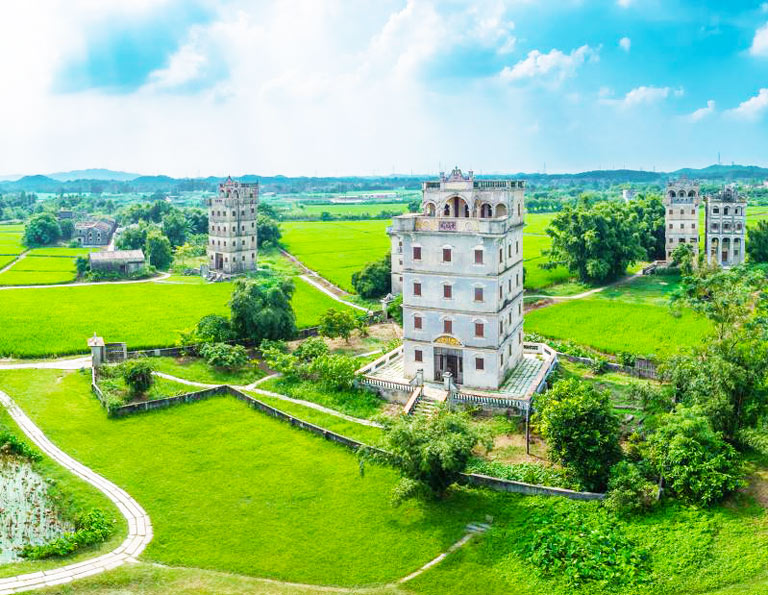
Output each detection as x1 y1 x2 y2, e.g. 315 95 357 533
0 276 352 358
525 275 712 358
0 369 481 587
28 246 100 257
0 255 77 285
0 406 126 579
286 202 410 217
151 356 265 386
2 368 768 594
0 225 25 255
281 220 392 291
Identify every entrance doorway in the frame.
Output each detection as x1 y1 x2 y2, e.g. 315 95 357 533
434 347 463 384
215 253 224 270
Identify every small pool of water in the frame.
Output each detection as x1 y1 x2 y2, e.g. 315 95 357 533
0 458 73 563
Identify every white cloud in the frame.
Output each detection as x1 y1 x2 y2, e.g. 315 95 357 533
751 22 768 56
763 3 768 13
499 44 598 84
619 36 631 52
617 0 632 7
602 85 675 108
687 100 716 122
726 89 768 120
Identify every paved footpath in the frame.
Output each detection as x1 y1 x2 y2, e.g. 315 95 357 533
0 390 152 594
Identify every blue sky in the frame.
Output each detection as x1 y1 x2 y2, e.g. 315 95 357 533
1 0 768 177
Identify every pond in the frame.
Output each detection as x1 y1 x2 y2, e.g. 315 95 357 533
0 458 72 563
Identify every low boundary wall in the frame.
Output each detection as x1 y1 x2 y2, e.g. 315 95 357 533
559 353 658 380
92 378 604 501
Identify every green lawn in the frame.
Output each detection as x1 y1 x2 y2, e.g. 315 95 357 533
524 212 557 235
0 228 25 255
525 297 711 358
0 255 78 285
0 369 482 587
0 406 125 579
0 277 352 358
150 356 265 386
281 220 392 291
28 247 101 257
257 376 386 419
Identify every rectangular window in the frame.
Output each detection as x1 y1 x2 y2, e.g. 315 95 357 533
475 322 484 337
414 349 423 362
475 357 484 370
474 287 483 302
413 246 421 260
442 248 452 262
499 248 503 261
499 321 503 334
499 287 503 299
474 249 483 264
414 316 422 330
444 285 452 299
516 241 519 254
444 319 453 334
508 245 512 257
413 282 422 296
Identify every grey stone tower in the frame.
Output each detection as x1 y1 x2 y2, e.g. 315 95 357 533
207 177 259 274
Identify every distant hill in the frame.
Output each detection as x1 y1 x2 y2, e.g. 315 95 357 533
1 164 767 195
46 169 142 182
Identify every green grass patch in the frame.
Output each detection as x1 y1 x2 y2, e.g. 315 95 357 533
525 298 711 358
0 278 352 358
289 202 409 217
524 212 557 236
0 368 486 586
258 375 385 419
28 247 100 257
151 356 265 386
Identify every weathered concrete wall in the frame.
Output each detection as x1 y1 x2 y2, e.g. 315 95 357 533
460 472 605 501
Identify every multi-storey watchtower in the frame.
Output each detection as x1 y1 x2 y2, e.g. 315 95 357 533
388 167 525 390
705 185 747 268
664 178 701 261
207 177 259 274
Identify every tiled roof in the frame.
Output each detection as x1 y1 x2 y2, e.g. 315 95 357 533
89 250 145 262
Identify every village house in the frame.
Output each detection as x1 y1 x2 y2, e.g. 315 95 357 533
74 219 117 246
89 250 146 274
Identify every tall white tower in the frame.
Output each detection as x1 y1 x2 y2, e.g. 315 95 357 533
388 167 525 390
207 177 259 274
705 186 747 268
663 178 701 261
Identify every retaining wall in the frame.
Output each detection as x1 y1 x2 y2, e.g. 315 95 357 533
559 353 658 380
460 473 605 501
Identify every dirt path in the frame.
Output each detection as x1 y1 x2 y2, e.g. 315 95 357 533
525 270 644 302
299 274 369 312
0 356 91 370
281 249 354 298
0 250 28 274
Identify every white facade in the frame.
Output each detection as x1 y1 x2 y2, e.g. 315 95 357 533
705 186 747 268
664 179 701 261
207 177 259 274
388 167 525 390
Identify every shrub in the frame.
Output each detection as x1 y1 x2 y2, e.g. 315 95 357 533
604 460 657 515
0 429 41 461
387 294 403 324
75 255 90 276
589 356 608 375
351 254 391 299
523 503 650 588
122 359 154 396
309 353 358 390
319 308 357 342
617 351 636 367
21 509 115 560
196 314 235 343
465 459 577 490
646 405 745 506
199 342 249 370
534 379 622 491
294 336 329 362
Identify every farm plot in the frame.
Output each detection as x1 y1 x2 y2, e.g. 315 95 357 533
28 246 100 257
289 202 409 217
0 255 77 285
0 226 25 255
0 276 353 358
281 220 391 291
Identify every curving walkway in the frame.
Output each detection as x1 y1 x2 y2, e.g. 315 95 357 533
525 270 644 301
298 274 369 312
0 389 152 594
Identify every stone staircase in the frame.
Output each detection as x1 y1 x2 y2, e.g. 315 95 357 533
409 385 448 417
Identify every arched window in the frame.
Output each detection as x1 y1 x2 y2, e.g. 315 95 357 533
668 190 676 198
688 190 696 197
495 204 507 217
426 202 436 216
480 203 493 218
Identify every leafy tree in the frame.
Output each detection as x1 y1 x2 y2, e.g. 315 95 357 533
351 254 391 299
230 277 296 343
117 223 158 251
645 406 744 506
24 213 61 246
362 407 491 504
604 461 657 515
59 219 75 240
545 201 645 283
196 314 235 343
162 210 188 247
256 215 281 247
407 198 421 213
186 209 209 234
747 220 768 263
75 255 90 276
122 359 154 396
534 379 622 491
626 195 666 261
145 230 173 270
387 294 403 324
199 342 249 370
318 308 357 342
308 354 358 390
670 243 695 276
294 336 329 362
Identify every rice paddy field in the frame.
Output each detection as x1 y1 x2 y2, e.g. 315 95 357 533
526 275 712 358
283 201 410 218
0 276 353 358
281 213 575 292
0 254 77 285
0 224 25 255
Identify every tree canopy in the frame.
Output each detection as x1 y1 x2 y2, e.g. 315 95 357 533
747 220 768 263
230 277 296 343
351 254 391 299
24 213 61 246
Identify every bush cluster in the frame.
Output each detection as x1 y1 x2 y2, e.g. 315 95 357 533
199 342 249 370
21 509 115 560
0 429 42 461
263 339 358 391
